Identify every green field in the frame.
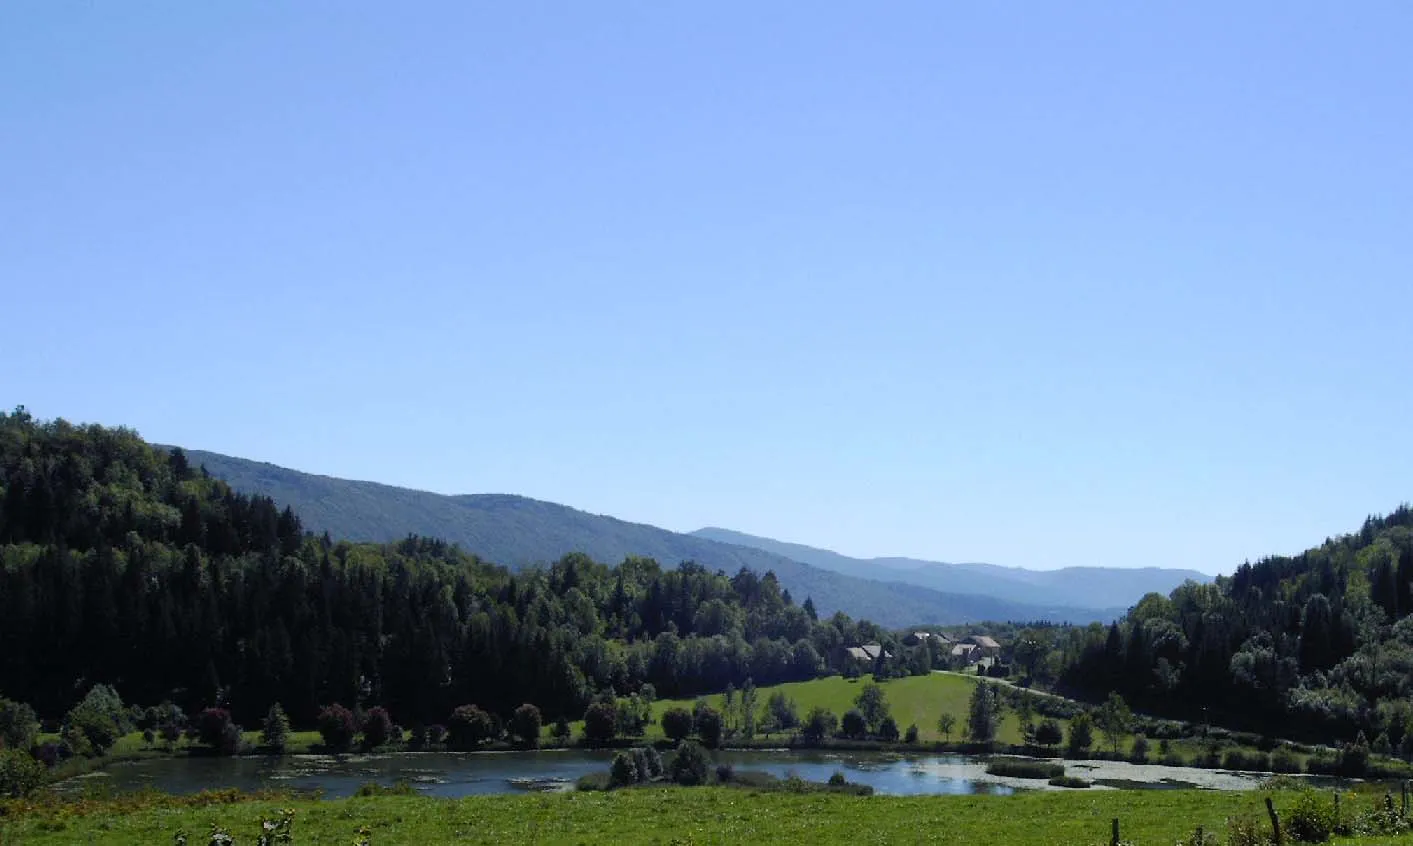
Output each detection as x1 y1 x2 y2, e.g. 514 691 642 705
3 787 1409 846
547 672 1068 746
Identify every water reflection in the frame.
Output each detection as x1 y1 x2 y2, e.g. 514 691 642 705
68 749 1275 799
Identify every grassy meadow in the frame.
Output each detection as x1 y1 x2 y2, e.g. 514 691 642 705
548 671 1054 746
4 786 1410 846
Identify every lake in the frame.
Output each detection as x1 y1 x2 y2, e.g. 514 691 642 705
63 750 1278 798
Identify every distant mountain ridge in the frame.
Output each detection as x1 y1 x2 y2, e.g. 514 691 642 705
690 527 1209 611
175 448 1130 627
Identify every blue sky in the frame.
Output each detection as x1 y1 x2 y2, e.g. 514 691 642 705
4 3 1410 573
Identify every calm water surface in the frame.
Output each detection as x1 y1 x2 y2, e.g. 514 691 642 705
69 750 1275 799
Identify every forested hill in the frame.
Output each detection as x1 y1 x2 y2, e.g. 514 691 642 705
0 409 897 725
1060 506 1413 745
692 527 1208 611
176 448 1124 626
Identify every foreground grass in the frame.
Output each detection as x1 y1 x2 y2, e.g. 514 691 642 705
2 787 1409 846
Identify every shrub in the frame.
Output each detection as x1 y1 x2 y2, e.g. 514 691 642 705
448 705 496 749
715 763 735 783
1162 749 1187 767
877 716 900 742
551 717 571 743
0 749 45 798
1065 712 1093 757
261 703 291 752
1129 733 1150 763
1271 747 1301 773
841 709 867 739
828 770 847 786
427 724 447 746
1286 790 1335 843
986 758 1064 779
159 721 184 748
661 707 694 744
582 702 617 745
510 704 542 748
1047 775 1090 788
904 724 919 744
1225 813 1269 846
1336 740 1369 776
669 740 711 786
0 698 39 753
639 746 663 779
219 721 244 756
1035 719 1063 749
695 707 723 749
801 707 838 745
317 703 357 752
609 752 638 787
361 706 393 749
196 708 234 750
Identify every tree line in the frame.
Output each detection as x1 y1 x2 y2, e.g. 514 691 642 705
1053 505 1413 746
0 409 890 732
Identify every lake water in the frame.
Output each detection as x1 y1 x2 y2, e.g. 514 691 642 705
63 750 1278 798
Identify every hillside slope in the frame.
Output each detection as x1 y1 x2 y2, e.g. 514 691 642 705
178 449 1126 627
692 527 1208 610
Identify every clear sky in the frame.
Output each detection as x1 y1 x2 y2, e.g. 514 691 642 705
4 3 1410 574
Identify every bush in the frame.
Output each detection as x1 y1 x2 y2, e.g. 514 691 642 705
1271 747 1301 773
877 716 900 742
661 707 694 744
1225 813 1269 846
219 721 244 756
361 706 393 749
1065 712 1093 757
695 707 723 748
986 758 1064 779
828 770 847 786
1035 719 1063 749
801 707 838 745
1161 749 1187 767
1130 734 1150 763
317 703 357 752
507 703 541 748
715 763 735 783
904 724 919 744
196 707 234 750
582 702 617 745
427 724 447 746
1286 790 1335 843
551 716 571 743
841 709 867 739
1047 775 1090 789
448 704 497 749
0 698 39 753
668 740 711 786
261 703 291 752
0 749 45 798
610 751 638 787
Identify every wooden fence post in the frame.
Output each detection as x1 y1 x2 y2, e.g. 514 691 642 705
1265 796 1282 845
1111 817 1120 846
